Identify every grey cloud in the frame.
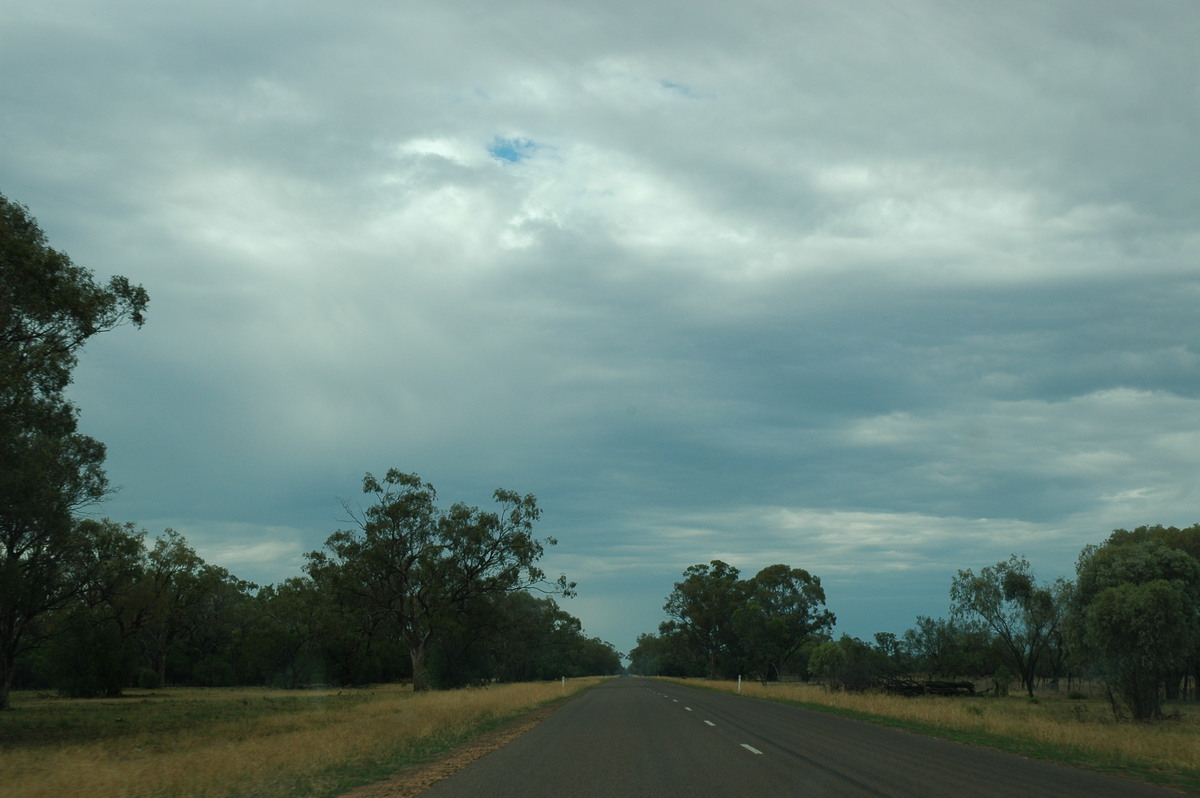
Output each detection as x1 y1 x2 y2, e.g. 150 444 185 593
7 0 1199 654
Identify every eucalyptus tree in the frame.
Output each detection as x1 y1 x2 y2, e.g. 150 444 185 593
1070 539 1200 720
734 564 835 681
950 555 1066 697
306 469 573 691
139 529 221 687
663 560 745 680
0 193 148 710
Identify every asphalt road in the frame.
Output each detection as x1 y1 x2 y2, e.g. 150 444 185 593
419 677 1180 797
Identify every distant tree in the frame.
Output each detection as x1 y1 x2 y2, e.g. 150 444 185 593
485 592 617 683
180 565 257 687
306 470 573 691
42 520 148 697
809 636 888 691
139 530 210 687
1070 539 1200 720
733 564 835 681
663 560 745 680
627 628 705 677
251 577 329 688
0 193 148 709
902 615 994 680
950 555 1065 697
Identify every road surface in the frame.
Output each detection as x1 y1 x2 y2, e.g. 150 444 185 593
420 677 1179 797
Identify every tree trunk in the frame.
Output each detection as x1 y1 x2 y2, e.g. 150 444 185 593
411 639 430 691
0 650 11 711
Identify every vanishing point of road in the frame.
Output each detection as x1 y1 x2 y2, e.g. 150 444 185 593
420 677 1179 797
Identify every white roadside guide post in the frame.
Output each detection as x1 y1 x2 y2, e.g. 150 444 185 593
561 676 565 692
738 675 742 694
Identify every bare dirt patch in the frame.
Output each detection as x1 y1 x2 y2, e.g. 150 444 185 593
338 699 565 797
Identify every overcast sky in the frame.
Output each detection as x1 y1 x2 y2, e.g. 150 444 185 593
3 1 1199 658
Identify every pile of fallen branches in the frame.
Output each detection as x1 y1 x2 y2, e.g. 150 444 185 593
878 676 976 697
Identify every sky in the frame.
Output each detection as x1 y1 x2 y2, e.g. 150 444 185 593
3 1 1199 659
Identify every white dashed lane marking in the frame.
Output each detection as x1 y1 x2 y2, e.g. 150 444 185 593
741 744 764 755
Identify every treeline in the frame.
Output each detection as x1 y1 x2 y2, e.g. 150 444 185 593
10 518 621 700
1 193 618 710
630 525 1200 721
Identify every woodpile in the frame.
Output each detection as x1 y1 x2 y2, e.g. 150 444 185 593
878 677 976 697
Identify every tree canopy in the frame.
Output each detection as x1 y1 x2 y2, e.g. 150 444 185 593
305 469 575 690
0 193 148 710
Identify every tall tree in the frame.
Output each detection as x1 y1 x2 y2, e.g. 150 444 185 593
306 470 573 691
139 530 208 688
663 560 744 680
949 555 1065 697
0 193 147 709
733 564 835 681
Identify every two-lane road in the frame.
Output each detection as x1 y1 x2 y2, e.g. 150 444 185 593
421 678 1178 797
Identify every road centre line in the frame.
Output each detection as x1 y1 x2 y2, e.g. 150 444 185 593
704 721 716 727
741 744 764 755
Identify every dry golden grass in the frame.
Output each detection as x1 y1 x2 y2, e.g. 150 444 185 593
1 679 603 798
668 678 1200 777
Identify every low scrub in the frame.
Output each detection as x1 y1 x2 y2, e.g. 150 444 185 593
1 679 602 797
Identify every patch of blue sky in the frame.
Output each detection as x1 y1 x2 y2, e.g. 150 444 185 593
660 79 697 98
488 136 537 163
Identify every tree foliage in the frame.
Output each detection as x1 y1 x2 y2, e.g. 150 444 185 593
733 564 835 681
949 555 1065 697
305 469 575 690
663 560 746 679
1070 539 1200 719
662 560 833 680
0 193 148 710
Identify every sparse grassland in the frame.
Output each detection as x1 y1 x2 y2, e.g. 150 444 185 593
663 678 1200 794
0 678 604 798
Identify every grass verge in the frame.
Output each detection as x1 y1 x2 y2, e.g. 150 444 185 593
1 678 603 798
660 678 1200 795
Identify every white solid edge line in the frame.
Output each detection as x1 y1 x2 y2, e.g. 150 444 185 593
741 744 764 755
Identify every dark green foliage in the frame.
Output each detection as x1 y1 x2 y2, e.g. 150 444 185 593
662 560 744 679
661 560 834 681
733 564 836 682
1070 538 1200 720
808 635 891 691
0 193 148 710
305 470 575 691
627 628 707 677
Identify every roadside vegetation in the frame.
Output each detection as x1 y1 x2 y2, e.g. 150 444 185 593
0 679 602 798
665 677 1200 793
632 525 1200 724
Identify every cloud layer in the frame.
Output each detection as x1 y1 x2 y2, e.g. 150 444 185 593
3 0 1198 653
